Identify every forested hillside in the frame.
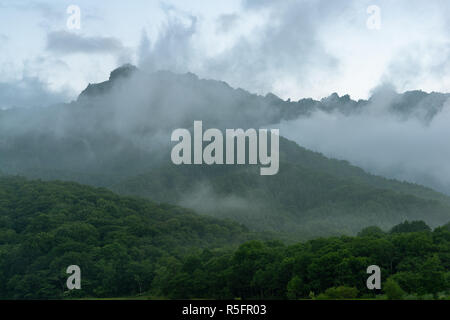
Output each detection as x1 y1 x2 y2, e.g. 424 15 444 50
0 177 258 299
112 147 450 237
0 176 448 299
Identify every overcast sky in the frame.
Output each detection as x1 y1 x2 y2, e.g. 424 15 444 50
0 0 449 106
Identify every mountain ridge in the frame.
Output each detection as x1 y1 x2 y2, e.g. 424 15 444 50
1 64 449 238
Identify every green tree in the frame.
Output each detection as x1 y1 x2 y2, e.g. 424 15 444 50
384 278 405 300
319 286 359 299
390 220 431 234
286 276 305 299
357 226 385 237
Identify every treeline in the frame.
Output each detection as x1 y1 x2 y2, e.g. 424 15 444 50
154 221 450 300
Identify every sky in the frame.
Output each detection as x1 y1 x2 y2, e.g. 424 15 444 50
0 0 449 107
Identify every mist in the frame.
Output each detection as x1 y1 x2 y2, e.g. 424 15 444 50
0 76 70 110
2 61 450 199
278 90 450 195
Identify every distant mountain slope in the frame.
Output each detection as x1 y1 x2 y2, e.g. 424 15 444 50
112 150 450 238
279 138 450 205
1 64 448 180
1 65 449 238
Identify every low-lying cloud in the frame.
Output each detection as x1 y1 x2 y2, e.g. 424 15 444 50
279 94 450 195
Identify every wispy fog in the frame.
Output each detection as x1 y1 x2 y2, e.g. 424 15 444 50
279 89 450 194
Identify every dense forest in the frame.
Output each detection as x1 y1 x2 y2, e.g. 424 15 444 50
0 176 448 299
0 176 259 299
158 222 450 300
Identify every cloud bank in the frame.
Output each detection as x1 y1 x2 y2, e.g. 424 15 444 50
279 92 450 195
0 76 70 110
